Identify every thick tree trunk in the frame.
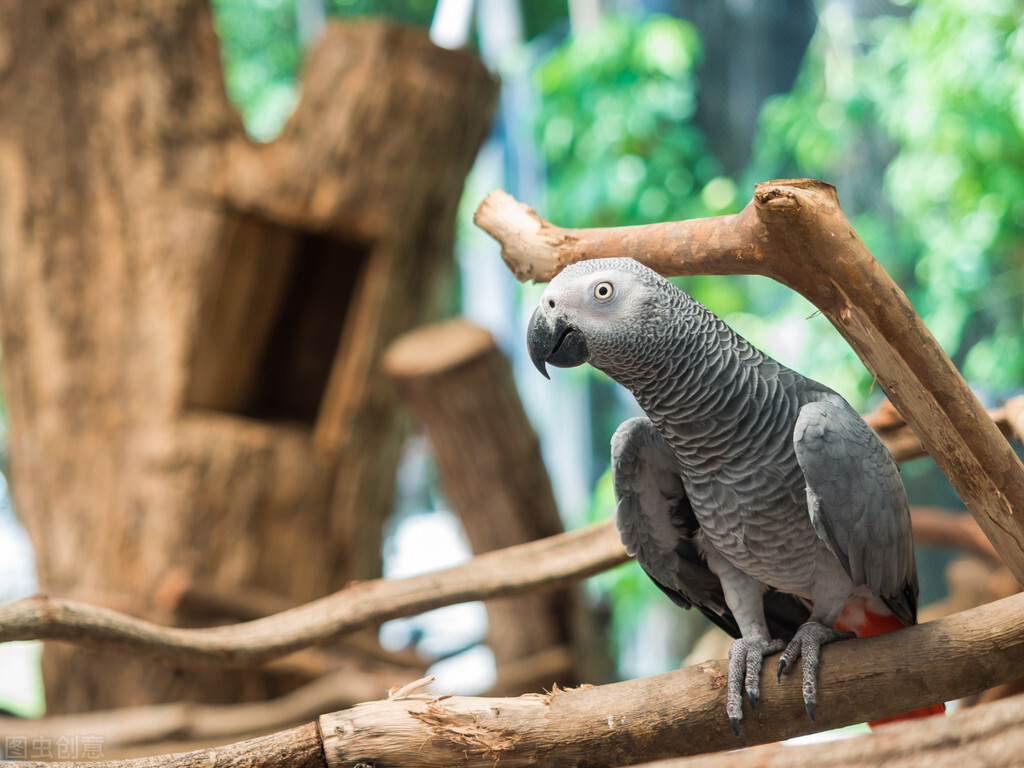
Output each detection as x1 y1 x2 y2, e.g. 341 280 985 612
0 0 496 712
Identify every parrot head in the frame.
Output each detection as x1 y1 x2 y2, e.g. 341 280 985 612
527 257 677 380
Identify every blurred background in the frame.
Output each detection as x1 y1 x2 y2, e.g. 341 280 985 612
2 0 1022 735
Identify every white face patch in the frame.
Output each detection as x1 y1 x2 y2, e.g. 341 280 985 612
533 257 687 383
541 266 636 320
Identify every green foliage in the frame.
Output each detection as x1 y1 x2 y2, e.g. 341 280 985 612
533 14 739 228
518 0 570 43
211 0 303 141
529 14 852 404
756 0 1024 394
211 0 440 141
324 0 436 26
874 0 1024 391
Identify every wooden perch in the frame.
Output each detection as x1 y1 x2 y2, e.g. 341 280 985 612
911 506 1003 562
317 586 1021 765
0 522 627 667
10 592 1024 768
474 180 1024 585
0 470 996 672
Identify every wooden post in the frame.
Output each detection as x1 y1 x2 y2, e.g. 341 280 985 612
383 320 605 692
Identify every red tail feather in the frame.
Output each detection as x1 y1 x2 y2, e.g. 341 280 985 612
835 602 945 728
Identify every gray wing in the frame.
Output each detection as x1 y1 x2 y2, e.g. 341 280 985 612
612 416 808 640
793 394 919 625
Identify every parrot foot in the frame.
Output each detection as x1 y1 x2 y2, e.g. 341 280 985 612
726 635 786 734
776 621 855 720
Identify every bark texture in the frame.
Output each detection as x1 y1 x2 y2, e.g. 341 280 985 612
0 0 496 711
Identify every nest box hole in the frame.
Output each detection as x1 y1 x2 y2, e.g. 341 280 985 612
186 213 371 427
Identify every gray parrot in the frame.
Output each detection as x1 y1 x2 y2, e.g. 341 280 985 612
526 256 941 732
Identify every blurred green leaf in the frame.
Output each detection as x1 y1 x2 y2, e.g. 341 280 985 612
533 15 732 229
211 0 442 141
753 0 1024 395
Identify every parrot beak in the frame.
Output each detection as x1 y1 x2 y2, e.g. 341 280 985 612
527 306 590 379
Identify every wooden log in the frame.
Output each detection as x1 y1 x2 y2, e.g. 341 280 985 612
315 591 1024 766
383 319 585 691
383 321 564 547
13 723 327 768
0 665 407 754
473 181 1024 586
16 687 1024 768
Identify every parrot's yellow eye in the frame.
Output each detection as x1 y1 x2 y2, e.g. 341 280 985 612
594 281 614 300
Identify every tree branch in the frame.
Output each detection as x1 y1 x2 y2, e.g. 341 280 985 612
0 666 398 752
862 396 1023 464
316 593 1024 766
911 507 1003 562
647 690 1024 768
0 460 998 670
0 522 627 666
474 180 1024 585
10 593 1024 768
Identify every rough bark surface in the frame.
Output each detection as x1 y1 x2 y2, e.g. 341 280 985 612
0 0 496 711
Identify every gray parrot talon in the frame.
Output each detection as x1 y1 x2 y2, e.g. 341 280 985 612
779 621 852 720
726 635 785 730
730 717 740 736
776 657 787 681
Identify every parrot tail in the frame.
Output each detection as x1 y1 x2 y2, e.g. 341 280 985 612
835 602 946 728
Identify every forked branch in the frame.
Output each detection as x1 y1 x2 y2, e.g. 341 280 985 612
474 180 1024 584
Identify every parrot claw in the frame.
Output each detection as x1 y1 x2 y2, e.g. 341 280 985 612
726 636 786 733
777 621 854 721
776 656 787 681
